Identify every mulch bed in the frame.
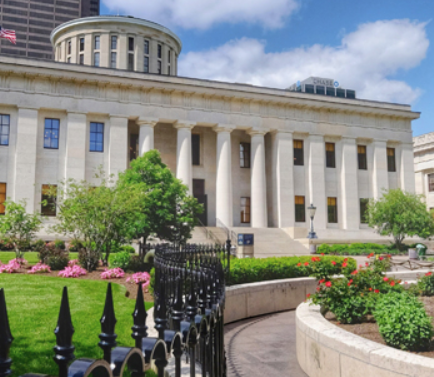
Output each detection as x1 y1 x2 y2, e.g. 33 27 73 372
325 296 434 358
12 266 154 302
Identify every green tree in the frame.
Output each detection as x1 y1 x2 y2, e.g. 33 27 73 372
50 171 146 269
0 199 42 258
117 150 203 259
368 188 434 250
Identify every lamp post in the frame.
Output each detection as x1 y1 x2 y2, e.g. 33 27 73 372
307 203 317 254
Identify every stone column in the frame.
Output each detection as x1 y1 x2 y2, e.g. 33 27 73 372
214 124 235 227
174 122 195 194
271 131 294 228
109 116 128 177
372 140 389 199
340 137 359 230
14 108 38 213
308 134 327 229
65 112 87 182
400 143 416 193
138 118 158 156
248 129 268 228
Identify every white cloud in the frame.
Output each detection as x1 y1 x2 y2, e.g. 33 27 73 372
102 0 299 30
179 19 429 104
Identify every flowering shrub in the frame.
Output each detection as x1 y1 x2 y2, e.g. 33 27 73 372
68 259 79 266
101 268 125 279
10 258 27 266
28 262 51 274
0 260 21 274
39 242 70 270
411 271 434 296
58 265 87 278
111 251 131 270
126 272 151 287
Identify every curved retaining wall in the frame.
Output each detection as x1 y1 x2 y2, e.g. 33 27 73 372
296 302 434 377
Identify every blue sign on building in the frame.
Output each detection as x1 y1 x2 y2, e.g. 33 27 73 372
237 234 254 246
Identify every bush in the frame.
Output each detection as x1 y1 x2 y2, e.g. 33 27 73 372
31 239 46 253
121 245 136 254
78 249 100 272
111 251 131 270
39 242 69 271
128 255 150 272
316 243 403 256
0 238 14 251
228 256 356 285
54 239 66 250
374 292 433 351
69 239 84 252
416 271 434 296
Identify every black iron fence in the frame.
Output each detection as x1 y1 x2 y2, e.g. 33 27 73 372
0 241 230 377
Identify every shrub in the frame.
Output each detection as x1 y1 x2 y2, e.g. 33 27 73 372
78 249 100 272
31 239 46 253
128 255 150 272
28 262 51 274
0 260 21 273
39 242 69 271
374 292 433 351
316 243 403 256
121 245 136 254
69 239 84 252
100 268 125 279
126 271 151 286
111 251 131 270
416 271 434 296
54 239 66 250
0 238 14 251
58 265 87 278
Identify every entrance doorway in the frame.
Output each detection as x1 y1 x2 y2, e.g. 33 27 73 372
193 179 207 225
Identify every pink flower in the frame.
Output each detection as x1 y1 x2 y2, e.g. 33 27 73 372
319 279 325 284
342 262 347 268
126 272 151 287
28 262 51 274
390 281 395 287
68 259 79 267
101 268 125 279
331 261 336 266
365 262 369 267
426 272 432 277
58 265 87 278
383 277 389 282
0 260 21 274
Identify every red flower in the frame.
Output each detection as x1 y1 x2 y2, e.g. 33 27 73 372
349 279 353 283
369 288 372 291
331 261 336 265
367 253 374 259
342 262 347 268
306 293 311 298
347 282 352 287
351 270 358 275
374 289 380 293
359 265 363 268
390 281 395 287
383 277 389 282
297 263 302 267
344 258 348 262
304 262 309 266
321 253 325 256
379 257 384 261
325 281 332 288
426 272 432 277
316 287 320 291
365 262 369 267
319 279 325 284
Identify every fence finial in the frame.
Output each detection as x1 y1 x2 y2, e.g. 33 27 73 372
54 287 75 377
131 283 148 349
99 283 118 363
0 288 14 377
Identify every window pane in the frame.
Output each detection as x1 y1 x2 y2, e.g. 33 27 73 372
111 36 117 50
44 118 60 149
305 84 314 93
294 140 304 166
144 56 149 73
0 183 6 215
316 85 325 95
79 37 84 51
128 37 134 51
325 142 335 168
90 122 104 152
94 35 100 49
158 60 161 74
128 54 134 71
144 40 149 54
111 52 117 68
79 54 84 65
0 114 10 146
358 145 367 170
328 197 338 223
158 44 162 58
192 134 200 165
429 174 434 192
241 197 251 223
295 196 305 222
94 52 100 67
240 143 250 168
360 198 369 224
387 148 396 172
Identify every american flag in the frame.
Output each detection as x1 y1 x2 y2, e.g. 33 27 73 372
0 27 16 44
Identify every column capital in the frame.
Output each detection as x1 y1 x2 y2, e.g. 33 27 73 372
137 117 158 127
247 127 269 136
213 124 236 133
173 121 196 130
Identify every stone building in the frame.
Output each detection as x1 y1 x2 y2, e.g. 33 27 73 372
414 132 434 210
0 16 420 252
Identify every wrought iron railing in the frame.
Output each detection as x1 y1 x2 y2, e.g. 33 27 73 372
0 241 230 377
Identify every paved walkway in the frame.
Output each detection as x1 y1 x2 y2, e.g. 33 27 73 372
225 311 307 377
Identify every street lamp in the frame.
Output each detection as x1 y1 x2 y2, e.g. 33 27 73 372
307 203 317 254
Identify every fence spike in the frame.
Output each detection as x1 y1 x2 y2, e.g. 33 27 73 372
54 287 75 377
131 283 148 349
0 288 14 377
154 271 168 340
99 283 118 363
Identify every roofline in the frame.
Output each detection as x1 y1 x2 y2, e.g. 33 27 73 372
50 16 182 52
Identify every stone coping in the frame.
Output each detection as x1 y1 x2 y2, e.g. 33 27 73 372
296 302 434 377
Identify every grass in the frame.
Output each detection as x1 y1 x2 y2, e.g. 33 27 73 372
0 252 79 265
0 274 153 377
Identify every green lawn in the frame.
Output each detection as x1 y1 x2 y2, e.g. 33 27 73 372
0 275 153 377
0 252 79 265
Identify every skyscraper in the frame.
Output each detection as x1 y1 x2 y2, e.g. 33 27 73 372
0 0 99 59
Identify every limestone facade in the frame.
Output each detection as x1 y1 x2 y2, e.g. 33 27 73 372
414 132 434 209
0 52 419 237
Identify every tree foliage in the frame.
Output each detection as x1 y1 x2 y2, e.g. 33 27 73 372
117 150 203 254
0 199 42 258
367 189 434 250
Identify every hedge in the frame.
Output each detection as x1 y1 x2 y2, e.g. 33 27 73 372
228 256 356 285
316 243 411 256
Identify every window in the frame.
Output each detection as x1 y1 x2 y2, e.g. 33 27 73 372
79 54 84 65
0 114 10 146
90 122 104 152
67 40 71 54
336 88 345 98
79 37 84 52
328 197 338 223
168 50 171 63
44 118 59 149
94 35 100 50
241 197 250 224
305 84 314 93
111 35 117 50
158 44 162 58
158 60 162 74
110 52 117 68
0 183 6 215
346 90 356 99
358 145 367 170
144 56 149 73
294 140 304 166
144 40 149 55
240 143 250 168
192 134 200 165
41 184 56 217
128 37 134 51
316 85 325 95
429 174 434 192
326 87 335 96
325 142 335 168
295 196 305 222
360 198 369 224
128 54 134 71
94 52 100 67
387 148 396 172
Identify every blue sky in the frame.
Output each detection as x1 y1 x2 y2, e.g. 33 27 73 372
101 0 434 136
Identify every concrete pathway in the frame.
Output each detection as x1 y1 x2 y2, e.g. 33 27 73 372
225 311 307 377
